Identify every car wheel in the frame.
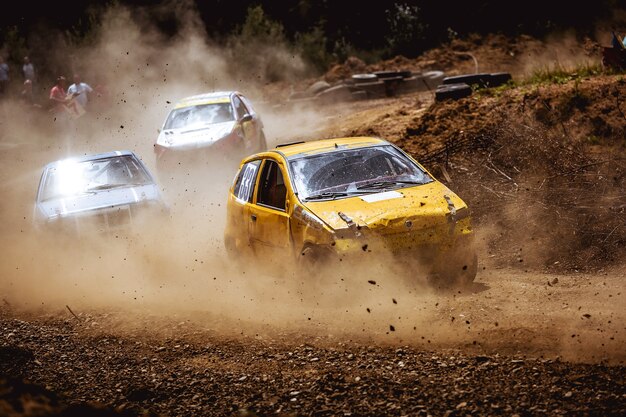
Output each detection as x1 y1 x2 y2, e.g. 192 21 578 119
456 251 478 287
435 83 472 101
426 251 477 290
298 244 324 272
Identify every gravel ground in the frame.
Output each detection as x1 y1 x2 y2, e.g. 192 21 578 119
1 306 625 417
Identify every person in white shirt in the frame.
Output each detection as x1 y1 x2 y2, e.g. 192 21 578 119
67 73 93 109
23 56 35 81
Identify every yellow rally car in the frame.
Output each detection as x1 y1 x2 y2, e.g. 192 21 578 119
224 137 477 286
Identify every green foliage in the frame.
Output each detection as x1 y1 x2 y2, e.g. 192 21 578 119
64 7 102 48
385 3 427 57
3 26 28 64
239 5 286 44
227 5 304 83
295 26 330 74
524 63 603 86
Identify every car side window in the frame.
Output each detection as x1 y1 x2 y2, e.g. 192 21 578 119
239 95 256 116
232 95 248 120
233 160 261 203
257 160 287 211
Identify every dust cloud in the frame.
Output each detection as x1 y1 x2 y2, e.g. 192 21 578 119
0 2 441 344
516 30 599 78
1 3 624 365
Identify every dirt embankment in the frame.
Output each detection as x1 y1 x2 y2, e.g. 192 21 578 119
332 75 625 273
323 33 602 83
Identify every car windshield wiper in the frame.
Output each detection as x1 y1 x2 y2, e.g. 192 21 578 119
304 192 351 201
356 180 425 190
86 183 132 191
305 190 380 200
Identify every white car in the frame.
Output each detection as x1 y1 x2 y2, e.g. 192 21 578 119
34 150 167 235
154 91 266 170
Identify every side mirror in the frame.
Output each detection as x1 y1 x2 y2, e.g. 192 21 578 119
241 114 253 123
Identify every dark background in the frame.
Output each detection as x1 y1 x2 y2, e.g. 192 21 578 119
2 0 623 57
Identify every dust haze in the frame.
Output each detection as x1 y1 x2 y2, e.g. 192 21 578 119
0 2 437 341
1 2 624 365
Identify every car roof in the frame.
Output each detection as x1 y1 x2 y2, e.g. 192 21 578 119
269 137 387 158
43 150 139 169
174 91 235 109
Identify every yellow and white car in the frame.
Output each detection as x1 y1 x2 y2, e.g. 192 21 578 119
224 137 477 286
154 91 266 170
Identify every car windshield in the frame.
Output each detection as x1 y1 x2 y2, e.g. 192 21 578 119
289 145 433 201
39 155 153 202
164 102 235 130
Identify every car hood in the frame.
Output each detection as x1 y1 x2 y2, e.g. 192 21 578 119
36 184 161 220
301 181 467 232
156 121 236 149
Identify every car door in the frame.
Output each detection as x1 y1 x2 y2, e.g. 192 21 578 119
248 158 291 258
227 160 261 251
232 94 257 148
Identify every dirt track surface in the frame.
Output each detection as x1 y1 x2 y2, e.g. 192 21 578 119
2 265 625 416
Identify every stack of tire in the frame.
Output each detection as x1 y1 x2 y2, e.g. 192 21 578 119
434 72 512 102
287 69 449 104
348 70 446 100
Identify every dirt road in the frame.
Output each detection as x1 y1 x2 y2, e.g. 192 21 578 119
1 264 625 416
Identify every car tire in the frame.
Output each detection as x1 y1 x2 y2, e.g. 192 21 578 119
298 244 324 271
431 251 477 289
435 83 472 101
456 252 478 287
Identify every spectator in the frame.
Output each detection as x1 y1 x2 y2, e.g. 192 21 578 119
22 56 35 81
67 73 93 110
0 57 9 98
21 79 37 106
49 75 70 114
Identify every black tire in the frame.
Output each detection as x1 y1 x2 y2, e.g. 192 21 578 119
351 73 378 84
395 76 425 94
435 83 472 101
442 73 491 88
457 252 478 287
427 251 477 290
374 70 413 79
298 244 325 271
306 80 331 95
352 80 386 99
421 70 445 89
487 72 512 87
315 84 354 103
